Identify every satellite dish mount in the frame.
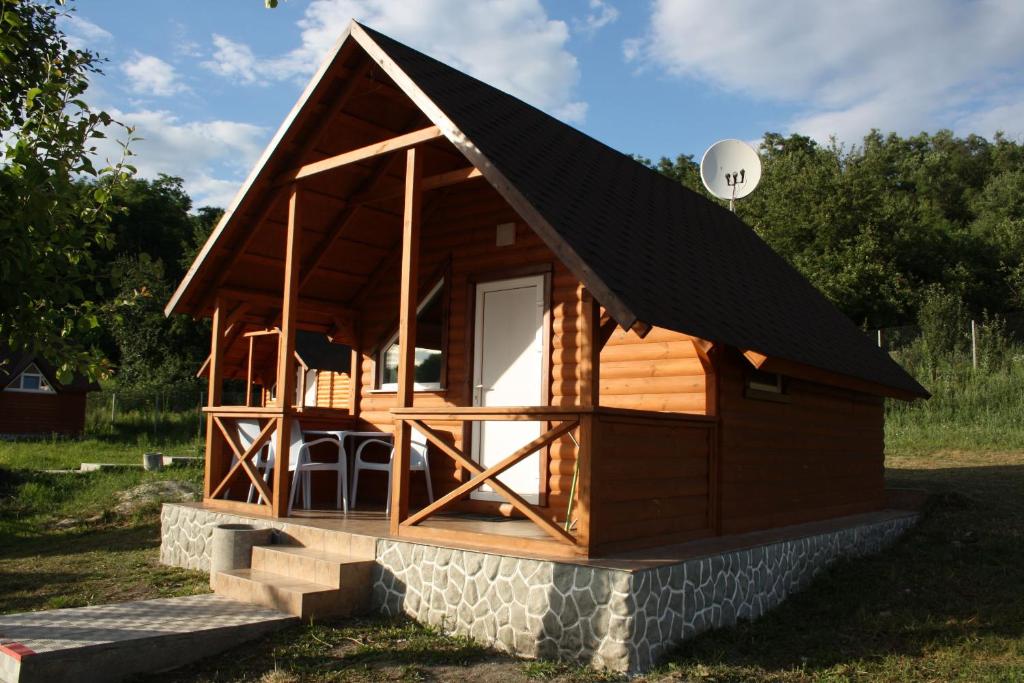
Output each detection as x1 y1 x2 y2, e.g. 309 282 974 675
700 139 762 212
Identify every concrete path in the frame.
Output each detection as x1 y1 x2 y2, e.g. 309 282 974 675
0 594 296 683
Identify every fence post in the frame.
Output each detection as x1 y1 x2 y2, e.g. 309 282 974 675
110 393 116 424
971 319 978 369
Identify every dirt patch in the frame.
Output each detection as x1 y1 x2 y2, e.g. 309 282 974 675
113 480 198 516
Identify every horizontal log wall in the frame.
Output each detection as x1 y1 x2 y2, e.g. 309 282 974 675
315 371 350 410
587 411 715 553
352 183 582 516
598 328 706 414
717 348 886 534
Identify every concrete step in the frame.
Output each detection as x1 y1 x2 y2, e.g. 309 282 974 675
251 544 374 589
212 568 369 620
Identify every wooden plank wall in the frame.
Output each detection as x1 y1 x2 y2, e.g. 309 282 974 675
598 327 706 413
352 183 583 514
587 411 715 553
717 348 886 534
0 392 87 435
314 371 350 409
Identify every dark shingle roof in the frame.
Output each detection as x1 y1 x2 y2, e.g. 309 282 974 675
360 24 927 398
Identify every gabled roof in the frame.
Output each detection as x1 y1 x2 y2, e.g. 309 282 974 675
168 21 927 399
0 348 98 393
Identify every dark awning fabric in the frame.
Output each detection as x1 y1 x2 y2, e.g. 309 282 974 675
360 24 927 398
295 331 351 374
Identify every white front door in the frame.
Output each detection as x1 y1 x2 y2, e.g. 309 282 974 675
471 275 547 503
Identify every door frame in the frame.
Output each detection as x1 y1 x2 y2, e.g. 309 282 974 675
464 263 552 508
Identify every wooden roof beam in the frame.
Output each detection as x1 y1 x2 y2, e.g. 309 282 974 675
218 286 356 317
741 349 921 400
278 125 442 185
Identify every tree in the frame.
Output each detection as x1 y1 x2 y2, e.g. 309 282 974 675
107 253 208 389
0 0 134 380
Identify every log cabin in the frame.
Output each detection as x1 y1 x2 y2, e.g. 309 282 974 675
166 21 928 562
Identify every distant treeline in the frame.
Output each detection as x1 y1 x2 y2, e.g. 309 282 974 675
640 130 1024 331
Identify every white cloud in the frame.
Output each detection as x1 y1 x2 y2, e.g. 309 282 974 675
202 34 263 86
200 0 587 122
574 0 619 37
122 53 190 97
59 14 112 50
97 109 268 208
628 0 1024 142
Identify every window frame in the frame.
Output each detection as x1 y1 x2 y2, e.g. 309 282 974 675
6 363 56 394
375 278 447 392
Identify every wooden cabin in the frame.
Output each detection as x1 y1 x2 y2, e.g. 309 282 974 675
0 349 98 437
166 22 928 560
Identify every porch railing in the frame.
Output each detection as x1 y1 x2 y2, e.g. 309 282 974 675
391 406 718 558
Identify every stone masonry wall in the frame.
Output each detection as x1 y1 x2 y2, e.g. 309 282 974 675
160 504 918 673
372 514 918 673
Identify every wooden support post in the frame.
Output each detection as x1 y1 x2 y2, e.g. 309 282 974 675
573 412 594 552
204 297 226 499
391 147 422 534
272 186 303 517
578 288 600 408
245 336 255 407
349 342 362 418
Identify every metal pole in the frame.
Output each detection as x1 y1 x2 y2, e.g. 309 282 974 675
110 393 116 423
877 328 883 349
971 319 978 368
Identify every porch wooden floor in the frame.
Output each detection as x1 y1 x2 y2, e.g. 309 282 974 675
189 503 920 572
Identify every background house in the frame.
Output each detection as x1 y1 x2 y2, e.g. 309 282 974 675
0 349 98 437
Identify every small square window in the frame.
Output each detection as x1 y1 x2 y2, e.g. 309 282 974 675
747 369 783 394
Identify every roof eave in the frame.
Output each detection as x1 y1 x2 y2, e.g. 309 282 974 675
164 22 360 319
349 22 641 332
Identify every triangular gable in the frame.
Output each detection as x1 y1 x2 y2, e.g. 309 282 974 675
4 362 55 392
167 21 927 399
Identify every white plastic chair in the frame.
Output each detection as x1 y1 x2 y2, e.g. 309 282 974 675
235 419 348 514
351 428 433 513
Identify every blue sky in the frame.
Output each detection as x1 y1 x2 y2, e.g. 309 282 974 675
62 0 1024 208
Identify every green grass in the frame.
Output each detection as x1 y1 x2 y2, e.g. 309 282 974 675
0 452 209 614
885 350 1024 455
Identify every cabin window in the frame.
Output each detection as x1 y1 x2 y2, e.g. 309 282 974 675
745 368 786 400
6 364 55 393
377 279 446 391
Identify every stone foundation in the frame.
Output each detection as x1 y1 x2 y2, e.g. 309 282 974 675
160 504 917 673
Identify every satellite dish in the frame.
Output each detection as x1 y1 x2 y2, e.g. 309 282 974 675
700 139 762 211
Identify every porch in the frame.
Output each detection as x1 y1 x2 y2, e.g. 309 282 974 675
202 403 719 560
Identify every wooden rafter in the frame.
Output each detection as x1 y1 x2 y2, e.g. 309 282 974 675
187 56 372 318
296 153 401 292
279 125 442 185
217 286 355 317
